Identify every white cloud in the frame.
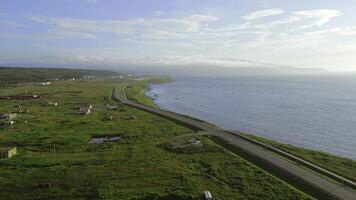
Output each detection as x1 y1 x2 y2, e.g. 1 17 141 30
243 9 284 20
184 14 218 22
36 54 273 69
29 14 219 43
294 9 342 27
3 9 356 71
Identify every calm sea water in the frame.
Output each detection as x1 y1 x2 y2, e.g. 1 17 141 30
146 75 356 160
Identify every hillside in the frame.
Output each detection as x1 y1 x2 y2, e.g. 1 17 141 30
0 67 119 85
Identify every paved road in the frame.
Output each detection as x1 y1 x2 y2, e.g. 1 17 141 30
113 85 356 200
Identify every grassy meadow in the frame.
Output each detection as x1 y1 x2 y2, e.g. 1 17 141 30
0 80 311 199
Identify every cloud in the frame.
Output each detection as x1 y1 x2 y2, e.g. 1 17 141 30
29 14 218 40
294 9 342 28
230 9 343 37
24 10 356 59
35 54 275 69
243 9 284 20
2 9 356 71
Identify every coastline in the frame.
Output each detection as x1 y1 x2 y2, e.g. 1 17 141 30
141 79 356 183
115 83 356 199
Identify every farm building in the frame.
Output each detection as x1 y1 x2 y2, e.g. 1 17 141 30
0 147 17 159
76 104 93 115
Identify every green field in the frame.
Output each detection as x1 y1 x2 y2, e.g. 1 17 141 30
0 80 311 199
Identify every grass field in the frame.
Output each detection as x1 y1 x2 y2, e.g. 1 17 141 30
0 80 311 199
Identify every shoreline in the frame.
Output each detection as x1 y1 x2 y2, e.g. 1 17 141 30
144 79 355 157
141 79 356 183
114 83 356 199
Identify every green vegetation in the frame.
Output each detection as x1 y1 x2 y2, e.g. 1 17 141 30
245 133 356 182
0 80 311 199
122 77 171 107
0 67 118 85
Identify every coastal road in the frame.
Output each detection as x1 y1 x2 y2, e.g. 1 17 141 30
112 85 356 200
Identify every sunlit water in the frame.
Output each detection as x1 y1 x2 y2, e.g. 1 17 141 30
146 75 356 160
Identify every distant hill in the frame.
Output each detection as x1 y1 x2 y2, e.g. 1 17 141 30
0 67 119 84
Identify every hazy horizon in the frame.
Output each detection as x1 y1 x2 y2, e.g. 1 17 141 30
1 0 356 74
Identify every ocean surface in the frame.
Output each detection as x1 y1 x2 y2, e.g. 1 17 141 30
146 75 356 160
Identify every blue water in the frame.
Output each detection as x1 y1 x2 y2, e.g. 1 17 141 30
146 75 356 160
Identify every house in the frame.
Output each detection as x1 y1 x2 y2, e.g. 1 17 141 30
48 101 58 107
188 138 202 146
77 104 93 115
0 147 17 159
203 191 212 200
6 121 15 125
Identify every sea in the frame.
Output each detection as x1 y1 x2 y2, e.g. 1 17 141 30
146 75 356 160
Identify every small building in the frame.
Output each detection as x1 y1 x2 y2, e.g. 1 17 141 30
48 101 58 107
0 147 17 159
188 138 202 146
6 121 15 125
76 104 93 115
203 191 212 200
88 136 121 144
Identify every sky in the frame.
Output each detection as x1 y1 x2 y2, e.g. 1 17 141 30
1 0 356 72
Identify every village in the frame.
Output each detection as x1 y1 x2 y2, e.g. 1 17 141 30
0 85 143 160
0 74 161 161
0 80 218 200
